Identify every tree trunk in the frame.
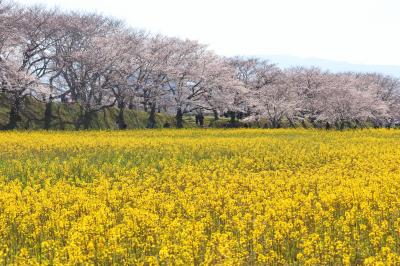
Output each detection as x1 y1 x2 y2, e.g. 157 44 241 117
325 122 331 130
147 102 157 128
340 121 345 130
228 111 236 127
44 100 53 130
176 107 184 128
309 117 317 128
7 96 22 130
82 111 92 130
287 115 295 128
128 98 134 110
272 118 281 128
117 100 127 130
213 109 219 121
199 113 204 127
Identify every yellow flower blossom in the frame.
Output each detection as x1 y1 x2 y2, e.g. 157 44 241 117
0 129 399 265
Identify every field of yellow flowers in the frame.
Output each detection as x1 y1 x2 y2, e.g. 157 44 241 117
1 129 400 265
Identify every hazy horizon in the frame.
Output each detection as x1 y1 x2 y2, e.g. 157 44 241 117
259 55 400 77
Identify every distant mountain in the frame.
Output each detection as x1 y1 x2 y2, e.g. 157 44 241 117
258 55 400 77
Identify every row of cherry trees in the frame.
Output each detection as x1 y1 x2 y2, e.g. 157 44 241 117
1 1 400 129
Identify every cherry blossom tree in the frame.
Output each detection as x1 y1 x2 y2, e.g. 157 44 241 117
135 35 177 128
361 73 400 127
105 29 147 129
318 73 387 129
229 57 280 125
1 4 59 129
255 72 297 128
165 39 210 128
50 13 127 129
285 67 330 126
199 57 246 122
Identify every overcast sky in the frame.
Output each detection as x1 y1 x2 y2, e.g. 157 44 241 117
14 0 400 66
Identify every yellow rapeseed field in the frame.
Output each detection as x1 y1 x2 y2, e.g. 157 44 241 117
1 129 400 265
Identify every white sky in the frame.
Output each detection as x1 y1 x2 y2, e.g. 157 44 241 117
14 0 400 66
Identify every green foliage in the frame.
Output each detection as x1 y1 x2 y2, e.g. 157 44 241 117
0 95 174 130
0 95 393 130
